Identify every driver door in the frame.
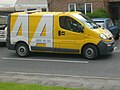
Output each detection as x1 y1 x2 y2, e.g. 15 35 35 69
56 16 85 53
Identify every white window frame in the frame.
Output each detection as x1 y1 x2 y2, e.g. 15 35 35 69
85 3 93 14
68 3 76 11
68 3 93 14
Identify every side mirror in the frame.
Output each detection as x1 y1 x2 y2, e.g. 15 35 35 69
97 24 101 28
77 25 84 33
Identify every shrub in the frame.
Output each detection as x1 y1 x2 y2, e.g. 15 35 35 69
86 9 110 18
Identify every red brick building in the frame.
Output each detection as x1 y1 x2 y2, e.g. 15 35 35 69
47 0 120 20
48 0 108 14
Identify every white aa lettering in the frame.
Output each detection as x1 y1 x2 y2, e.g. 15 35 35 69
30 14 53 47
11 14 29 44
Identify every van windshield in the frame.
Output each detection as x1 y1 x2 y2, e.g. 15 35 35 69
72 13 99 29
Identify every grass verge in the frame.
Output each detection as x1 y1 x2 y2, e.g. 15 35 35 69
0 82 81 90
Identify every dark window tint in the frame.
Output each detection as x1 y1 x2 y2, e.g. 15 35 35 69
59 16 82 33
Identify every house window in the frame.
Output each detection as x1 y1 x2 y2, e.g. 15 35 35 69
68 3 93 14
85 3 93 14
41 8 47 11
76 4 85 14
68 4 76 11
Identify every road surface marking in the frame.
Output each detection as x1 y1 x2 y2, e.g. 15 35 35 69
2 57 88 64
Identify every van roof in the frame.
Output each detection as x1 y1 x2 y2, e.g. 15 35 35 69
11 11 81 16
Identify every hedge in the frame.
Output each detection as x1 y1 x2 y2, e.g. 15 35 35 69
86 9 110 18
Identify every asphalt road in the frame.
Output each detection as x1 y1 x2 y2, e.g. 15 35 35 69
0 40 120 78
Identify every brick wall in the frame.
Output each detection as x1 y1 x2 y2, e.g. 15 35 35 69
48 0 108 12
109 0 120 2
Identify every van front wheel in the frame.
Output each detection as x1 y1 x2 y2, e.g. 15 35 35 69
82 44 99 60
16 42 30 57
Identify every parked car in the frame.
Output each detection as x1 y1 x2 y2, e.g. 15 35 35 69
0 24 7 43
92 18 119 40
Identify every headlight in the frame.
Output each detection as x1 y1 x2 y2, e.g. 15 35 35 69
100 34 108 39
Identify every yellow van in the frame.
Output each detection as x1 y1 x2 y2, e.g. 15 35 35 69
7 11 115 59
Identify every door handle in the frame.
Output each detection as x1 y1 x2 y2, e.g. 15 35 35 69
61 31 65 35
58 30 65 36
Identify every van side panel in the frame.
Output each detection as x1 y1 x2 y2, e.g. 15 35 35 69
53 15 59 49
10 14 29 45
29 14 54 49
7 13 54 51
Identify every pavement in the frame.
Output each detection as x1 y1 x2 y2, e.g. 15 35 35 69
0 71 120 90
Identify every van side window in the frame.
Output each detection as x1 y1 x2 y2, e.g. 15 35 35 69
59 16 82 33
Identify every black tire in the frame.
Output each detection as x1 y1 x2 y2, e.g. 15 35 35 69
115 33 119 40
82 44 99 60
16 42 30 57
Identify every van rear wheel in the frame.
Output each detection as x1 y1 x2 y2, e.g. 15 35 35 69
16 42 30 57
82 44 99 60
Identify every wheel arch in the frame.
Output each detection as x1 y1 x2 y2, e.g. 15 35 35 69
81 43 100 54
15 41 30 51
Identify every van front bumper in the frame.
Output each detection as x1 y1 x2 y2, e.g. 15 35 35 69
97 40 115 55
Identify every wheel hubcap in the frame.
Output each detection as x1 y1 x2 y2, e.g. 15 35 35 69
18 46 26 56
85 48 94 58
20 48 24 53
